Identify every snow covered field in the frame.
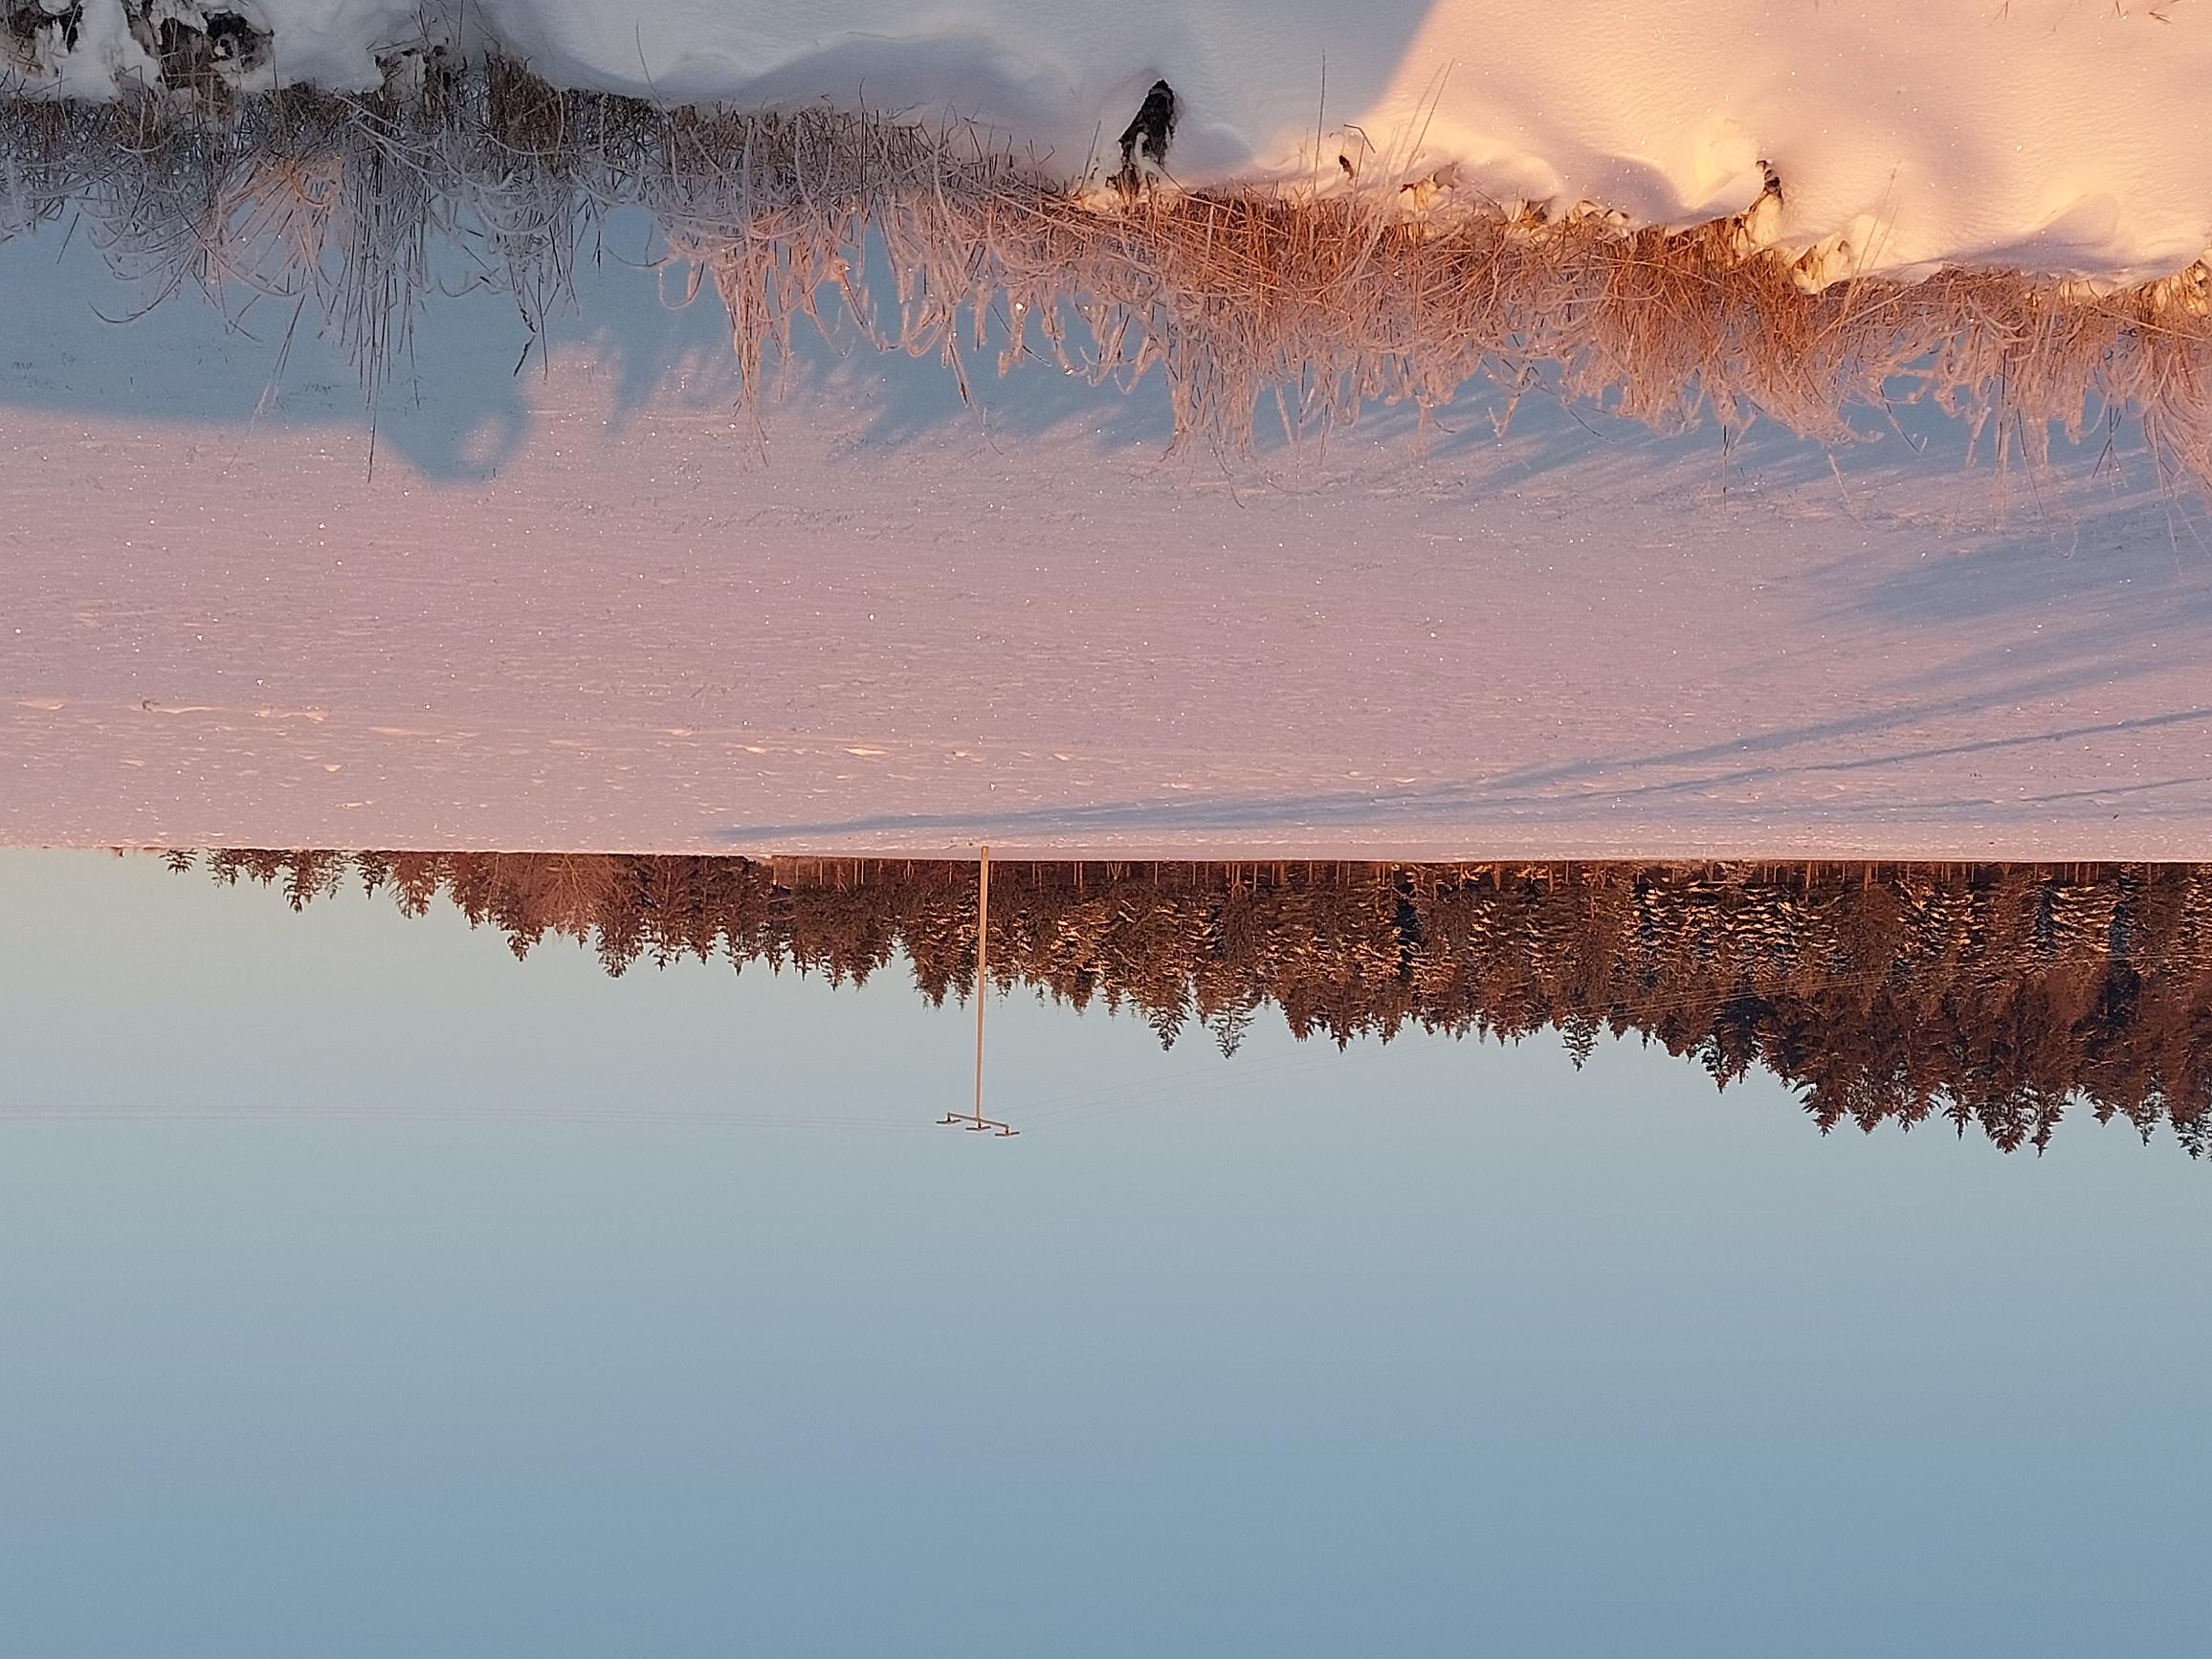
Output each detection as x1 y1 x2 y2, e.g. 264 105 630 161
5 205 2211 860
8 4 2212 858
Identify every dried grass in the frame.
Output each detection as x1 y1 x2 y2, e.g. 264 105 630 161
7 54 2212 485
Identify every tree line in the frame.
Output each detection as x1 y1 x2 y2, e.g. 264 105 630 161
170 851 2212 1157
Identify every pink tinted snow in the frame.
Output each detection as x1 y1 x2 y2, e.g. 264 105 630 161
5 287 2210 859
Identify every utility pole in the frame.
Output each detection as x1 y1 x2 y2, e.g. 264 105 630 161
942 843 1018 1136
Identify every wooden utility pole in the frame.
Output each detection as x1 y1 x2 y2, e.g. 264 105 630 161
942 843 1017 1135
974 843 989 1124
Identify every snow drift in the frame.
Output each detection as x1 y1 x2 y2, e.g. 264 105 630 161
10 0 2212 282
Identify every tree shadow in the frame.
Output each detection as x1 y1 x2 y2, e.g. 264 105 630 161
1808 432 2212 705
707 683 2212 849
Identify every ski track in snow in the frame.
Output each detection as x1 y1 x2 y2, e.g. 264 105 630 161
5 207 2212 859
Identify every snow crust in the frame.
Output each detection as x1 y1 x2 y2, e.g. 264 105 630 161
16 0 2212 283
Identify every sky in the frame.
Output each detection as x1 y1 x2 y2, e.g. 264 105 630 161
3 848 2208 1657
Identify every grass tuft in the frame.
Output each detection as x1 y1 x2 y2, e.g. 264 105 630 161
6 53 2212 485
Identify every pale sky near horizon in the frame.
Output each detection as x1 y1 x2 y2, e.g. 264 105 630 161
2 849 2208 1658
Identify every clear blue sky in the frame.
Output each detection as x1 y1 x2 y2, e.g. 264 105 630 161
2 850 2206 1658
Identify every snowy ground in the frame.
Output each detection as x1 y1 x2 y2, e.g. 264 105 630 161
14 0 2212 284
5 210 2212 860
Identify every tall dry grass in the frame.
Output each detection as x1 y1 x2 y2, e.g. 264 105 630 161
6 52 2212 481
